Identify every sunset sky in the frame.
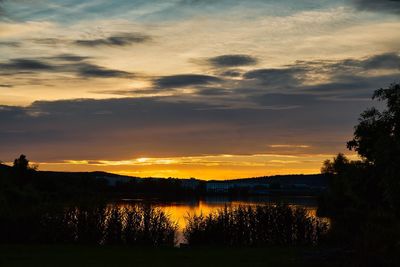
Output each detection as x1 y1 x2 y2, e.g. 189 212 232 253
0 0 399 179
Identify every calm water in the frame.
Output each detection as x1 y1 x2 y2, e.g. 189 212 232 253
111 196 323 244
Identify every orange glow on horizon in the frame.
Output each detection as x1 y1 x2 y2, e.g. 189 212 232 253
28 153 359 180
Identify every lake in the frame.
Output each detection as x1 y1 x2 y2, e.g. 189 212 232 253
111 195 324 244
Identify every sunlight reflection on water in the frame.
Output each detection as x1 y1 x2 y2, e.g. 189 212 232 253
110 196 329 244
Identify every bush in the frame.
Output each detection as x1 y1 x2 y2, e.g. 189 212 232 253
0 203 177 247
184 204 328 247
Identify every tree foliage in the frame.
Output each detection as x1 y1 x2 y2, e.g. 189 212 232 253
13 154 30 172
321 83 400 266
347 83 400 210
347 83 400 166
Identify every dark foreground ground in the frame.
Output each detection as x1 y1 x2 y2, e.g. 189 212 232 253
0 245 347 267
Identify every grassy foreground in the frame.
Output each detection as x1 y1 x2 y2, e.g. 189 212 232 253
0 245 340 267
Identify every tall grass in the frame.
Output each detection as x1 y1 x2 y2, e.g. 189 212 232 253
0 204 177 246
184 205 328 246
1 203 327 247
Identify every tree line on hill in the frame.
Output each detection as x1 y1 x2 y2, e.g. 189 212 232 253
0 155 328 202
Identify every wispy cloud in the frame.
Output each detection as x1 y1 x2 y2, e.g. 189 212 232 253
0 55 135 79
208 54 258 68
243 68 305 87
269 145 311 148
351 0 400 14
0 41 20 47
154 74 221 88
75 33 151 47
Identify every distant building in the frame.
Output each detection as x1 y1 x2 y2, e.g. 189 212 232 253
205 180 270 193
95 174 133 186
181 178 200 190
206 181 235 193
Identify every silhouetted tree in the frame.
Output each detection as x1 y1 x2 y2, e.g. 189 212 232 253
11 154 36 186
347 83 400 211
321 83 400 266
348 83 400 164
320 159 334 175
13 154 29 172
321 153 349 175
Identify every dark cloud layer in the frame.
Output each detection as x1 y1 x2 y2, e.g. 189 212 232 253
0 0 4 16
251 93 318 108
44 51 399 104
75 63 133 78
196 87 231 96
48 54 90 62
0 95 369 161
1 59 53 71
75 33 151 47
355 53 400 70
154 74 221 88
351 0 400 13
0 41 20 47
1 52 399 162
220 69 242 77
0 55 134 78
243 68 304 87
209 54 258 67
241 52 400 94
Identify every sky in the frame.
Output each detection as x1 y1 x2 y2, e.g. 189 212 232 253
0 0 399 179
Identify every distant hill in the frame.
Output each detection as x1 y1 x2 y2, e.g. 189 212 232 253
0 163 12 171
208 174 327 187
0 163 327 186
0 163 328 195
0 164 12 176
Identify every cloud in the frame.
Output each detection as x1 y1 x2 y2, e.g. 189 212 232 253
301 74 400 100
154 74 221 88
0 84 13 88
31 34 151 48
195 87 232 96
32 38 66 46
47 54 90 62
351 0 400 13
319 52 400 72
0 95 370 161
208 54 258 67
358 52 400 70
220 69 242 77
89 52 399 106
250 93 318 109
92 89 163 96
0 0 4 16
243 68 304 87
307 54 400 90
0 55 134 78
234 52 400 104
75 63 133 78
0 58 53 71
75 33 151 47
0 41 20 47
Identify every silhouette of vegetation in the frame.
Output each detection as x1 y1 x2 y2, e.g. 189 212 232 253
184 205 328 247
0 203 176 246
320 83 400 266
10 154 37 186
13 154 30 171
1 156 179 246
